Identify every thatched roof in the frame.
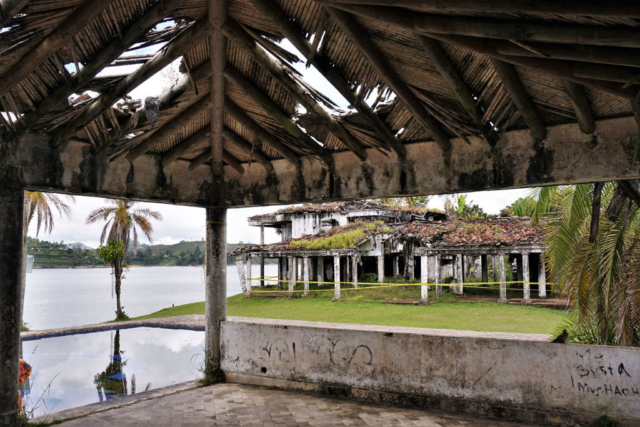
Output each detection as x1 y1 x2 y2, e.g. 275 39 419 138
0 0 639 172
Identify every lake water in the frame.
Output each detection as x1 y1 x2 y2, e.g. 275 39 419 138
24 264 278 331
21 327 204 418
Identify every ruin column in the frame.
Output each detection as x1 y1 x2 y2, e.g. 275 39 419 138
420 255 429 302
246 255 253 292
260 225 265 286
481 254 488 283
235 257 247 294
333 255 341 300
0 187 25 424
346 255 351 284
498 254 508 302
205 206 227 379
393 255 399 277
288 257 295 292
377 254 385 282
522 253 531 302
318 257 324 285
456 254 464 294
352 256 358 289
435 255 442 299
303 256 310 297
492 255 498 283
538 255 547 298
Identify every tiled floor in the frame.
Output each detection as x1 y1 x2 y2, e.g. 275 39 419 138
54 383 530 426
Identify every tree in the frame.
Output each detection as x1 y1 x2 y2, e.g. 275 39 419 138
87 199 162 320
378 196 432 208
532 183 640 346
444 194 492 219
500 197 537 218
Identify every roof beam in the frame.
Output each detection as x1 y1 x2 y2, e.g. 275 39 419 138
189 148 245 175
209 0 227 177
0 0 116 99
490 59 546 140
127 95 212 161
7 0 185 142
52 18 212 148
162 127 210 167
324 6 451 152
224 64 333 166
0 0 29 28
318 0 640 18
331 4 640 49
222 128 274 172
222 18 369 161
416 35 497 146
250 0 406 157
562 81 595 134
225 98 301 168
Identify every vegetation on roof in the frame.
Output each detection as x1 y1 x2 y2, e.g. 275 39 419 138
290 221 389 250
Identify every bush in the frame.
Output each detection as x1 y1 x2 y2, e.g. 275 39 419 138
361 272 378 283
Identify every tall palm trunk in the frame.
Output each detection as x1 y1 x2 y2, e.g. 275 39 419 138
114 261 125 320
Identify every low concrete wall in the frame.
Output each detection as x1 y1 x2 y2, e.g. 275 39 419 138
221 317 640 426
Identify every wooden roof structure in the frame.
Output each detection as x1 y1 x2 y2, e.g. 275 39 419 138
1 0 640 209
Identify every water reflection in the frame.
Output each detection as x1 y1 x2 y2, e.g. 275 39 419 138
21 327 204 418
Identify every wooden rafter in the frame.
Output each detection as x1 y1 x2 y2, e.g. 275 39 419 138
490 59 546 140
225 98 301 168
209 0 227 177
7 0 185 141
250 0 406 157
0 0 117 99
325 6 451 152
224 64 334 166
330 4 640 48
127 96 212 161
189 148 244 174
52 19 212 148
0 0 29 28
222 18 369 161
162 128 210 166
222 128 274 172
318 0 640 17
416 35 497 146
562 81 595 134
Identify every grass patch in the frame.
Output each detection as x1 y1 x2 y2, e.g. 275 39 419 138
132 287 567 335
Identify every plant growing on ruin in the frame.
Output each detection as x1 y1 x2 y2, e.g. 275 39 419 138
87 199 162 321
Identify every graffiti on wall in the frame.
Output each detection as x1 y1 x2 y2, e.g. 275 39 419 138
571 349 638 398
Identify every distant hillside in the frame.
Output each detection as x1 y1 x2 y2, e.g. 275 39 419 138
66 242 93 250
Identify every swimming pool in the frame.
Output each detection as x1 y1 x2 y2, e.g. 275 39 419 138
20 327 205 418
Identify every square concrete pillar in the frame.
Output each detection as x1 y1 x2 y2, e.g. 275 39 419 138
0 187 26 424
377 255 385 282
352 256 358 289
456 254 464 294
260 225 265 287
303 256 310 297
435 255 442 299
333 256 341 300
288 257 295 292
420 255 429 302
498 254 508 302
318 257 324 285
346 255 351 283
522 253 531 302
235 257 248 294
538 255 547 298
492 255 498 283
205 206 227 377
246 256 253 292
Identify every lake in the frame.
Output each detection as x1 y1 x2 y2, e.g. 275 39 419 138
23 264 278 331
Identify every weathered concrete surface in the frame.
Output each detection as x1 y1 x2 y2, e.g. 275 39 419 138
221 317 640 426
0 187 25 425
4 117 640 208
205 207 227 371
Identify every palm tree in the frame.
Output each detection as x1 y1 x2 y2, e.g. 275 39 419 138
87 199 162 320
532 183 640 346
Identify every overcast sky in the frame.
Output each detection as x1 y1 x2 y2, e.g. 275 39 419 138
30 26 531 248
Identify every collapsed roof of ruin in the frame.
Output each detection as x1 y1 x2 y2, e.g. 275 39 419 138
1 1 639 208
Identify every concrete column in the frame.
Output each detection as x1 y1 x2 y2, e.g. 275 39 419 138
288 257 295 292
352 256 358 289
246 256 253 292
318 257 324 285
235 258 248 294
456 254 464 294
346 255 351 284
377 254 384 282
303 256 310 296
333 256 341 300
498 254 507 302
297 258 302 281
538 255 547 298
278 258 284 290
481 254 488 283
420 256 429 302
522 253 531 302
393 255 399 277
205 206 227 377
260 225 265 286
435 255 442 299
492 255 498 283
0 187 25 424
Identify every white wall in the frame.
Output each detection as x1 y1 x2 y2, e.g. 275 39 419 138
221 317 640 426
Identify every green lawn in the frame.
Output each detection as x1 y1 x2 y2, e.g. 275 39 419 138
133 293 567 335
